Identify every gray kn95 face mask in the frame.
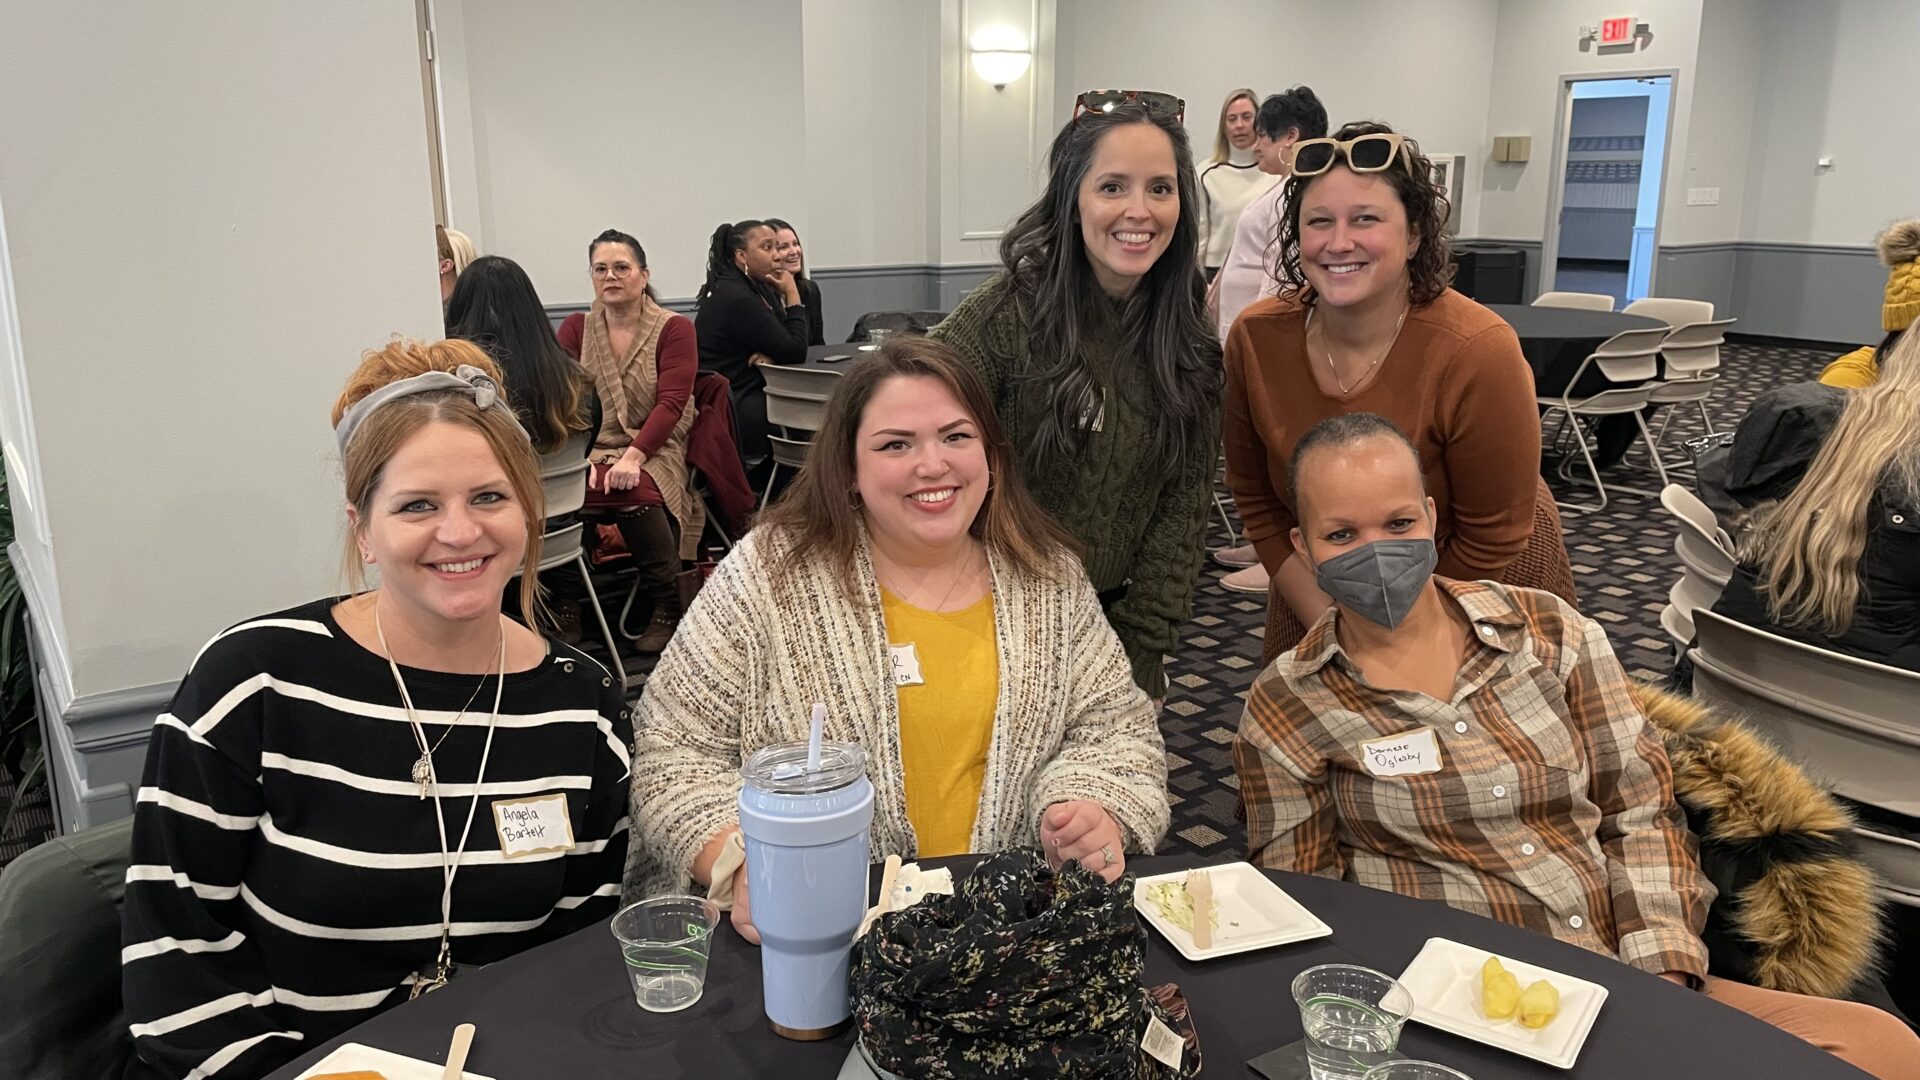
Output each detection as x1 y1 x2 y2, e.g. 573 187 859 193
1312 538 1438 630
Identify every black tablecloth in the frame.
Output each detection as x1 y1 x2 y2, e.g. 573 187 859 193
265 855 1865 1080
1485 304 1665 399
804 342 866 370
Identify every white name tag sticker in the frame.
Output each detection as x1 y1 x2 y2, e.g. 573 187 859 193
888 643 925 687
491 794 576 858
1360 727 1444 777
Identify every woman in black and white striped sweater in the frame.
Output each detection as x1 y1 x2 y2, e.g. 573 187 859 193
120 341 633 1080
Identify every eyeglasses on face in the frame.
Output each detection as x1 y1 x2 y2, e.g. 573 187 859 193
1073 89 1185 124
1290 133 1413 177
591 262 639 279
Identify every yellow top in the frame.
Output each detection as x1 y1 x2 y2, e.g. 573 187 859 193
1819 345 1879 389
881 587 999 858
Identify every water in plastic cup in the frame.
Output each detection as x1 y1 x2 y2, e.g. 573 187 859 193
1363 1061 1474 1080
1292 964 1415 1080
610 896 720 1013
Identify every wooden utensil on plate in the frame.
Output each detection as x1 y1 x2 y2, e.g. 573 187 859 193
442 1023 475 1080
1186 869 1213 950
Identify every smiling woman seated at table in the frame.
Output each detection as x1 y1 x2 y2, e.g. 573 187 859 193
1233 412 1920 1080
119 341 634 1080
625 337 1170 941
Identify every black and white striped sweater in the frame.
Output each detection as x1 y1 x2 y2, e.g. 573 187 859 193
120 599 633 1080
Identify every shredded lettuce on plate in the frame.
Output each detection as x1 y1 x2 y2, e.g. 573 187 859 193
1143 880 1220 933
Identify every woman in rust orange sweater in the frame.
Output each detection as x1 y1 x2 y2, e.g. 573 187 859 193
1223 121 1575 662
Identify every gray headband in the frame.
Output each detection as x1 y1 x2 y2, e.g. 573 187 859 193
333 364 525 459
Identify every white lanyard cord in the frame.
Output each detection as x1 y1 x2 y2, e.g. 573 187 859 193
376 608 507 944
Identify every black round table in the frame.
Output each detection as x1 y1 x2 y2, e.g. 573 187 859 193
1485 304 1665 399
264 855 1864 1080
804 342 869 370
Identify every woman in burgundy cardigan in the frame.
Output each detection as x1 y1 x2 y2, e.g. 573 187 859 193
556 229 700 654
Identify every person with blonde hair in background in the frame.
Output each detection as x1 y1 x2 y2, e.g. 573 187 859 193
1715 324 1920 671
435 224 477 309
1208 85 1328 592
1818 218 1917 388
1196 88 1276 283
119 340 631 1080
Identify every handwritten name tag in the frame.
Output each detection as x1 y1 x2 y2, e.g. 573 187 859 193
1360 727 1443 778
491 794 576 858
888 643 926 687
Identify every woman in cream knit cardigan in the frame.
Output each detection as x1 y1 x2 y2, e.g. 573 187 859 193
626 338 1169 938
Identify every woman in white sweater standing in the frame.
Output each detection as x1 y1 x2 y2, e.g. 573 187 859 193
626 337 1170 942
1197 88 1278 281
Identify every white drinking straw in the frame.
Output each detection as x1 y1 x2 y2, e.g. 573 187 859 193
806 702 827 772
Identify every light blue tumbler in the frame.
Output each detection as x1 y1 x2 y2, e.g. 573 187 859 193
738 740 874 1040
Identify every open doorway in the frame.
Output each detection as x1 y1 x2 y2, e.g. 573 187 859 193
1544 74 1672 308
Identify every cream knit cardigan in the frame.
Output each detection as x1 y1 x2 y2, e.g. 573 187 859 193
625 527 1171 895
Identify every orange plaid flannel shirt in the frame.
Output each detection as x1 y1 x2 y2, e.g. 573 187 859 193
1234 579 1713 979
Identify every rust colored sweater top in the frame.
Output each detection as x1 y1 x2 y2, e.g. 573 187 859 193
1223 288 1541 582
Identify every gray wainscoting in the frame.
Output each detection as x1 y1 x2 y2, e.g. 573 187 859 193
545 263 999 344
1726 242 1883 344
1655 242 1740 317
1472 238 1880 344
14 542 175 833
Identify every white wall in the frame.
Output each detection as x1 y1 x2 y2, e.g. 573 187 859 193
1479 0 1703 244
1053 0 1502 237
802 0 938 271
0 2 443 700
435 0 807 306
1680 0 1763 245
1741 0 1920 247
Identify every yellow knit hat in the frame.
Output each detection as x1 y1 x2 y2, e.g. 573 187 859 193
1881 219 1920 332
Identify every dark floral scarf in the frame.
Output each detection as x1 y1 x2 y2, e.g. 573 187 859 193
850 849 1201 1079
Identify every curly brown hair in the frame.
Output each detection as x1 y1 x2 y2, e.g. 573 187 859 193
1276 120 1455 308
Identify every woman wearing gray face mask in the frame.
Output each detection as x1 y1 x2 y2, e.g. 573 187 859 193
1232 412 1920 1079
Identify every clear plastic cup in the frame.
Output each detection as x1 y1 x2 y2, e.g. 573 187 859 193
861 328 894 351
1363 1061 1474 1080
610 895 720 1013
1291 964 1415 1080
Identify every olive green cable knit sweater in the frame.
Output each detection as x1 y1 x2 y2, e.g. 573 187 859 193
931 274 1220 697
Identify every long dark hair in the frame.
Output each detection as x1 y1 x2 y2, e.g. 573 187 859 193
764 217 808 282
697 220 775 305
994 104 1219 476
759 337 1076 600
444 255 590 454
1277 120 1455 308
588 228 660 302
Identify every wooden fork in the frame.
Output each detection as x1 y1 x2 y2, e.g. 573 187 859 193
1186 869 1213 950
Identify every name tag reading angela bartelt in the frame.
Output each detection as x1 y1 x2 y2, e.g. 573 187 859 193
491 794 577 858
1360 727 1444 778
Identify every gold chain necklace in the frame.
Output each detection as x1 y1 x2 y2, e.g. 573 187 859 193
1310 303 1410 395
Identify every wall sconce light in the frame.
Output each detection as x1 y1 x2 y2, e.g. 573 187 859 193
969 26 1031 90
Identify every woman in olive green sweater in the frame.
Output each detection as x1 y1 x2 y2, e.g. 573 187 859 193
933 97 1220 699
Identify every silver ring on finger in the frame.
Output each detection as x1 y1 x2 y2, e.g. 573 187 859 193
1101 845 1115 867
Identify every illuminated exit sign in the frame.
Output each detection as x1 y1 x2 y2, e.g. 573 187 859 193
1600 16 1636 44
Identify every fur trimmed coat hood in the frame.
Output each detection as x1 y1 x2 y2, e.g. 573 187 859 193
1633 684 1885 998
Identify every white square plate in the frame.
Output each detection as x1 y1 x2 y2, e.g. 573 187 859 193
1395 937 1608 1070
296 1042 496 1080
1133 862 1332 961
